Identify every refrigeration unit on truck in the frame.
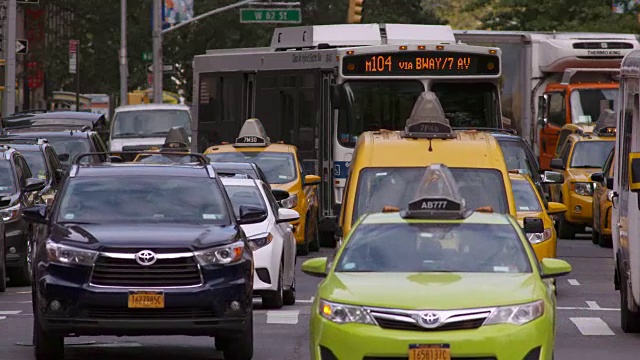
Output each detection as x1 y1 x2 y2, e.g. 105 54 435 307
454 30 640 170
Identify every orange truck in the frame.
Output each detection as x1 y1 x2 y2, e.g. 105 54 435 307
454 31 639 170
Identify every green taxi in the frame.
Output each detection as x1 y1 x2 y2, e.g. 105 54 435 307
302 164 571 360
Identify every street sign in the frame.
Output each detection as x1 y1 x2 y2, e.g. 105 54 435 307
15 39 27 54
147 73 153 86
69 39 79 74
240 8 301 23
17 0 39 3
142 52 152 61
147 64 174 73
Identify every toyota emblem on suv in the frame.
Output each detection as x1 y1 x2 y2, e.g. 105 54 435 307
135 250 157 266
418 312 442 328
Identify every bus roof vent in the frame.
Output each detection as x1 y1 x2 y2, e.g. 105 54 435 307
383 24 455 45
401 92 456 140
234 118 271 147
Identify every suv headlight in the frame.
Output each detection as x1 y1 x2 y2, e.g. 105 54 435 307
319 299 376 325
280 194 298 209
572 182 594 196
46 240 98 266
484 300 544 326
248 233 273 251
527 228 553 244
194 241 244 266
0 204 20 222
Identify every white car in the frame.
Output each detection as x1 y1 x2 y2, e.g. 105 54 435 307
221 177 299 309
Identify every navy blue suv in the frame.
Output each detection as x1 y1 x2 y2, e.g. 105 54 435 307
25 152 266 360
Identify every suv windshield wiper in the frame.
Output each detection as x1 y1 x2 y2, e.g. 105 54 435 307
58 221 96 225
571 165 602 168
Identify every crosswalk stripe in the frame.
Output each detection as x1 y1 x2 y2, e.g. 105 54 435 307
266 310 299 324
570 317 615 336
0 316 5 321
0 310 22 315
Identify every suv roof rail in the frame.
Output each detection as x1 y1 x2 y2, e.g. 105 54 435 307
7 109 48 116
0 136 48 145
73 151 209 166
454 127 518 135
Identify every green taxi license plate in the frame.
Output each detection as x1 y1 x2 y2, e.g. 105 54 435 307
408 344 451 360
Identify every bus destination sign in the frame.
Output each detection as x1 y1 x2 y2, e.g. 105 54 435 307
342 51 500 76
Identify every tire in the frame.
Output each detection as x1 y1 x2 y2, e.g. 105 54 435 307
9 236 32 287
34 311 64 360
297 239 309 257
591 229 600 245
307 215 320 252
557 215 577 239
262 263 283 309
599 234 613 248
222 314 253 360
283 274 296 306
620 269 640 333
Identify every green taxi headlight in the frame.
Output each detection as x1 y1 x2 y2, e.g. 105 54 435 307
319 299 375 325
484 300 544 326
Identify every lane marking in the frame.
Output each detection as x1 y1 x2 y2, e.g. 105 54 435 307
0 316 5 321
586 301 601 309
0 301 31 304
0 310 22 315
266 310 299 324
570 317 615 336
558 306 619 311
568 279 580 286
296 297 315 304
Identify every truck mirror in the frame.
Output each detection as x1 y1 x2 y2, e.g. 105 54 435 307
537 95 548 126
629 153 640 193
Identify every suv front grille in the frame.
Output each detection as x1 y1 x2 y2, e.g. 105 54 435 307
90 254 202 288
83 307 216 319
374 317 486 331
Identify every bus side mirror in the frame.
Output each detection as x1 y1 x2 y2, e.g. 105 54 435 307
629 153 640 193
537 95 548 126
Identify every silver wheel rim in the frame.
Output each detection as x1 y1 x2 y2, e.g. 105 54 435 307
26 238 32 279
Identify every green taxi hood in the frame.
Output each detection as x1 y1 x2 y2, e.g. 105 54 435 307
320 272 543 309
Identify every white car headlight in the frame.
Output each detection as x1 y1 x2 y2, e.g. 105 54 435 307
46 240 98 266
248 233 273 251
194 241 244 266
527 228 553 244
484 300 544 326
0 204 20 222
572 182 594 196
280 194 298 209
318 299 376 325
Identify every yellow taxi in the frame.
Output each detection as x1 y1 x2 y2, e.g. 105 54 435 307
549 110 616 238
510 172 567 261
204 118 321 255
338 92 563 240
590 148 615 248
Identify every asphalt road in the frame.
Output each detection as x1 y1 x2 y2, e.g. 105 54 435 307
1 237 639 360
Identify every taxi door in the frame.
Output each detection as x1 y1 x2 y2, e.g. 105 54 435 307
540 91 567 170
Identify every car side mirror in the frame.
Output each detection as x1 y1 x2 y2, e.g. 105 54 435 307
109 155 124 163
303 174 321 187
22 204 47 224
57 153 70 162
302 257 328 278
550 158 564 171
590 172 604 183
541 170 564 184
24 178 46 193
523 217 544 234
540 258 572 279
537 94 548 126
629 152 640 193
277 208 300 223
606 177 614 190
237 205 267 225
272 189 290 202
546 202 567 215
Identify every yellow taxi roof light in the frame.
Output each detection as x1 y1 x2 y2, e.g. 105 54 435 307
594 109 617 136
400 164 471 220
234 118 271 148
402 92 456 139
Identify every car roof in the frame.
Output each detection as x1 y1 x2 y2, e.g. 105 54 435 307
210 162 257 170
3 111 104 122
2 143 44 152
568 133 616 142
220 177 262 187
205 142 295 154
114 104 190 112
72 163 213 178
3 129 92 137
492 133 526 142
359 211 513 225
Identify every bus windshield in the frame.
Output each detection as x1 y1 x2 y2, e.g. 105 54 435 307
337 81 499 148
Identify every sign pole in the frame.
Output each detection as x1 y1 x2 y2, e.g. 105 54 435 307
2 0 17 117
119 0 128 106
75 41 80 111
152 0 162 104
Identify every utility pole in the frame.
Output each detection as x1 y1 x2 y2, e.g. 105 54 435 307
152 0 162 104
2 0 17 117
120 0 128 106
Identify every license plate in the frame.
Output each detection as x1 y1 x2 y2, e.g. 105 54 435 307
128 291 164 309
408 344 451 360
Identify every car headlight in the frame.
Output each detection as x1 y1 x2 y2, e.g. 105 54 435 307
194 241 244 266
248 233 273 251
572 182 594 196
0 204 20 221
280 194 298 209
527 228 553 244
318 299 376 325
484 300 544 326
46 240 98 266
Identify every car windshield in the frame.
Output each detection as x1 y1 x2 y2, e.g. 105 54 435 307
353 167 508 224
224 184 267 218
570 89 617 124
112 110 191 139
206 152 296 184
335 223 531 273
511 179 542 212
56 176 230 225
570 141 615 168
0 161 16 193
46 138 91 166
497 140 535 176
20 150 47 180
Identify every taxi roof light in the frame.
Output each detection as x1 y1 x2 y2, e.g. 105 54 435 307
594 109 617 136
400 164 471 220
234 118 271 148
401 91 456 140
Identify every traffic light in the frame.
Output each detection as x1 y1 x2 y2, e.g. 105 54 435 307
347 0 365 24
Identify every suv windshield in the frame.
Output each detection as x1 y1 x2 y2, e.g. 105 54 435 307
570 89 617 124
57 176 230 225
224 184 267 218
46 138 91 166
511 179 542 212
335 223 531 273
570 141 615 168
206 152 297 184
0 161 16 193
112 110 191 139
354 167 507 224
20 150 47 179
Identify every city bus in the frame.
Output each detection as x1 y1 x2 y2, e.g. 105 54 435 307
191 23 502 242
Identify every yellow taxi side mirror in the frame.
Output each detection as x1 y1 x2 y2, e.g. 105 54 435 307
303 174 321 187
546 202 567 216
629 153 640 193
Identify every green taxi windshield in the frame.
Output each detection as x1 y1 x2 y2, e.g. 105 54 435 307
336 223 532 274
206 152 297 185
511 179 542 212
353 167 508 224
